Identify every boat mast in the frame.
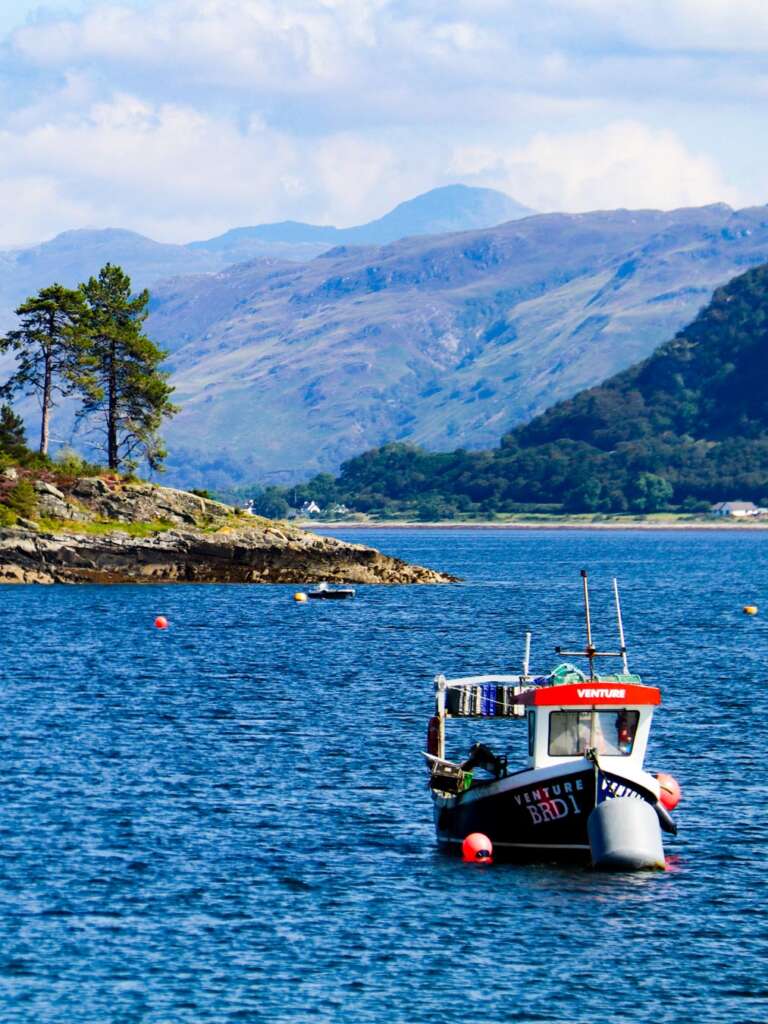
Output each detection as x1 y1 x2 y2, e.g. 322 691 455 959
612 577 630 674
581 569 596 679
555 569 625 679
522 630 531 678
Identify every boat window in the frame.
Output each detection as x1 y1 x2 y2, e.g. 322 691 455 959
527 711 535 757
548 710 640 757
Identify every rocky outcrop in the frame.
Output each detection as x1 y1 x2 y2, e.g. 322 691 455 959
68 479 232 527
0 474 455 584
0 523 454 584
34 480 91 521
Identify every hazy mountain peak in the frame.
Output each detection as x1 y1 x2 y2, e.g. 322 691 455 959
355 184 535 241
190 185 534 252
0 185 534 311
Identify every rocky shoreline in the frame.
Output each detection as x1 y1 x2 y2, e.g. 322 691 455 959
0 524 454 584
0 475 455 585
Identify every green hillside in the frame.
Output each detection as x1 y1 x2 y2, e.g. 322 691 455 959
279 262 768 517
150 202 768 488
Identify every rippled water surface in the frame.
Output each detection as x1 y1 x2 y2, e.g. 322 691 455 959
0 528 766 1023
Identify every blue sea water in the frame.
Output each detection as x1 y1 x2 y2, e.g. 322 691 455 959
0 528 766 1024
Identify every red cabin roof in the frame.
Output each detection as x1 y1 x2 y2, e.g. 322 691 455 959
517 682 661 707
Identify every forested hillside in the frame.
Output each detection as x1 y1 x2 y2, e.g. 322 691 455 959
149 202 768 488
278 262 768 516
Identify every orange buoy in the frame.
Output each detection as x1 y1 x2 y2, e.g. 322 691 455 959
293 592 308 603
743 605 758 615
656 772 681 811
462 832 493 863
154 615 169 630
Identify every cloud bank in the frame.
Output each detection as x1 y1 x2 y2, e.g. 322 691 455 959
0 0 760 245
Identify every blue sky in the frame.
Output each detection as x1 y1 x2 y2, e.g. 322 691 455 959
0 0 766 246
0 2 83 35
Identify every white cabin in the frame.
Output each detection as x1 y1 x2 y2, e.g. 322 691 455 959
433 671 660 775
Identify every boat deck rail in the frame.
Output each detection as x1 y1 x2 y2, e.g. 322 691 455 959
435 674 532 719
437 673 534 688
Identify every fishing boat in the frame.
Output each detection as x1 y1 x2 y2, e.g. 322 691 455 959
307 582 356 600
424 571 680 869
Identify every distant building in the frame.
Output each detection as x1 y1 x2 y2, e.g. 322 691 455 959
710 501 761 517
300 500 322 516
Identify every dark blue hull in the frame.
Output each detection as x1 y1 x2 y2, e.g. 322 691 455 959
432 764 664 860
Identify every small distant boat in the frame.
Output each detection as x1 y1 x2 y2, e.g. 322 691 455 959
424 570 680 870
307 582 356 600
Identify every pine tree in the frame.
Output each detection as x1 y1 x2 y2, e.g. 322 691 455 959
0 403 27 457
0 285 89 455
79 264 177 471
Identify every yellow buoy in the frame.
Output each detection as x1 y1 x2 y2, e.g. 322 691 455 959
743 605 758 615
293 592 308 603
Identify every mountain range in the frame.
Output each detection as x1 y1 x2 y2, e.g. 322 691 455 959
4 189 768 490
304 260 768 515
147 201 768 488
188 185 533 262
0 185 530 332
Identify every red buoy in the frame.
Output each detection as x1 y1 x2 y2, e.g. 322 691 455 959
154 615 169 630
656 772 681 810
462 832 493 863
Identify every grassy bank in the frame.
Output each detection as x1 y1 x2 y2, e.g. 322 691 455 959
298 512 768 530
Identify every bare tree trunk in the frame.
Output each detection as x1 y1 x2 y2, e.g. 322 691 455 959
40 358 51 455
108 339 117 469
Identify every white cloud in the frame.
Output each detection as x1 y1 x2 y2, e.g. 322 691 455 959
0 91 437 243
12 0 380 90
0 0 760 245
0 96 744 247
0 93 299 242
16 0 768 106
0 175 94 247
551 0 768 53
452 122 743 212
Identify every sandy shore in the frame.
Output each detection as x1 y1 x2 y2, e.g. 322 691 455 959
302 518 768 531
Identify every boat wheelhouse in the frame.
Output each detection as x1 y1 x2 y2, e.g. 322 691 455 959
425 572 678 869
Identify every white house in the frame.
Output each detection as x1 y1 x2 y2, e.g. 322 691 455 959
710 501 761 517
300 500 322 516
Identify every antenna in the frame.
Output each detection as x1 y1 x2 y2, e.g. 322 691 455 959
581 568 596 679
522 631 531 678
612 577 630 674
555 569 625 680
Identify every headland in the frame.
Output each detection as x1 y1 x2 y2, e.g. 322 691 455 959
0 471 455 584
